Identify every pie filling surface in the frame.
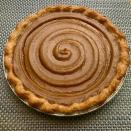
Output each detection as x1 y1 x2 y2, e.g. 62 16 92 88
5 6 129 113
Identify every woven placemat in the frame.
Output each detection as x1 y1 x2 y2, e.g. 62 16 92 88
0 0 131 130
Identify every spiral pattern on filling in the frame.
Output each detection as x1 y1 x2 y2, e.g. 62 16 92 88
13 12 120 105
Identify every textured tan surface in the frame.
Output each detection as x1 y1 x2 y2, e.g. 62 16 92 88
0 0 131 130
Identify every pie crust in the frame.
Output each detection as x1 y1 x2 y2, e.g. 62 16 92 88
4 5 129 114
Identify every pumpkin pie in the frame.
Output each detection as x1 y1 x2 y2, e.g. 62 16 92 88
4 5 129 114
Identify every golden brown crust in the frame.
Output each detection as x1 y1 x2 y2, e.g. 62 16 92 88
4 5 129 113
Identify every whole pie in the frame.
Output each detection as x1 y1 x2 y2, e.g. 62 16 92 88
4 5 129 114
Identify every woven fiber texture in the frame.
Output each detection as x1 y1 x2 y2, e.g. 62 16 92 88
0 0 131 130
